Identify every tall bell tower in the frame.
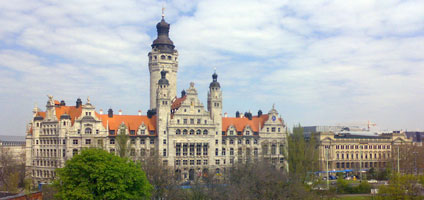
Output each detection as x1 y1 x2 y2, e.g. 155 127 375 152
148 12 178 110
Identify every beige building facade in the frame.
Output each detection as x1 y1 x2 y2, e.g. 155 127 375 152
25 17 288 184
314 130 411 172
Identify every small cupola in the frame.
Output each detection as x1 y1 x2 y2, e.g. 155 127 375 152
158 70 169 86
209 71 220 88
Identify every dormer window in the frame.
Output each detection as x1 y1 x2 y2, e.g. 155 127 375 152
271 127 276 132
246 131 250 136
85 128 92 134
230 131 234 135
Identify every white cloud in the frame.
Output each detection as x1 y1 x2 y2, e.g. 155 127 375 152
1 0 424 136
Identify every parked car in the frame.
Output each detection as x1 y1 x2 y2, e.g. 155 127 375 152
368 179 378 184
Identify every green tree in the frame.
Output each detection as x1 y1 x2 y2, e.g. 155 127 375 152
54 148 152 200
287 125 319 181
116 124 130 158
377 173 422 200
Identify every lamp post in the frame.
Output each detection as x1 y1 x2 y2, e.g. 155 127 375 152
326 147 329 190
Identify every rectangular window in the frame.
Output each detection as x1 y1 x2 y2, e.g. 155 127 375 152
190 144 195 156
110 139 115 144
203 144 208 156
96 129 99 134
197 160 201 165
197 119 201 124
190 119 194 124
73 140 78 145
176 160 180 165
130 149 135 156
150 139 154 144
183 119 187 124
131 139 135 144
183 144 188 156
203 160 208 165
271 127 276 132
163 139 166 144
86 139 91 145
140 149 145 156
163 149 167 156
97 140 103 146
222 148 226 156
140 139 145 144
196 144 202 156
215 148 219 156
216 140 218 145
183 160 188 165
190 160 194 165
216 160 220 165
176 143 181 156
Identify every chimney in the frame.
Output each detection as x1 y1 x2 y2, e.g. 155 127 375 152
119 109 122 115
235 111 240 118
224 112 228 118
108 108 113 118
99 109 103 114
258 110 263 117
138 110 142 116
60 100 66 106
76 98 82 108
181 90 186 97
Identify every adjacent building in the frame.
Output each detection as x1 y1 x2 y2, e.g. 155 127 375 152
25 16 288 185
307 126 412 172
0 135 26 165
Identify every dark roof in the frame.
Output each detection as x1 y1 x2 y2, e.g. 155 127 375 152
405 131 424 142
81 116 96 122
209 72 220 88
0 135 25 146
151 18 175 52
334 133 391 139
60 113 71 120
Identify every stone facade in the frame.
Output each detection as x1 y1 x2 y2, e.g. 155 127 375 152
25 17 288 184
314 131 411 171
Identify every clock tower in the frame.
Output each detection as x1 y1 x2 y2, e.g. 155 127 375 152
148 14 178 110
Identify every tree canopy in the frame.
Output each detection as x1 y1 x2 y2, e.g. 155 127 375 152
53 148 152 200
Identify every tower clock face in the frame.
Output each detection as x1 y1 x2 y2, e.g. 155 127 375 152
272 116 276 121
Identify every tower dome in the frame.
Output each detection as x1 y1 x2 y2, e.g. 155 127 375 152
151 17 175 52
158 70 169 85
209 72 221 88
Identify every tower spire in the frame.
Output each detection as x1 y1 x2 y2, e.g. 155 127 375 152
162 5 165 19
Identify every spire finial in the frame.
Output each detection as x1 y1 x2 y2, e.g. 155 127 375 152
214 67 216 73
162 5 165 19
87 96 90 104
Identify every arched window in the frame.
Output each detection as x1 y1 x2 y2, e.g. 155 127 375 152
196 129 201 135
203 130 208 135
183 129 188 135
246 139 250 144
176 129 181 135
85 128 92 134
167 56 172 60
238 139 242 144
161 55 165 59
190 129 194 135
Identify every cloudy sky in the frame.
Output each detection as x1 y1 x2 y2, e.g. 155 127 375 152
1 0 423 136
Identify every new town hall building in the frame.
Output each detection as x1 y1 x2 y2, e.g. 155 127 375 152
25 16 288 184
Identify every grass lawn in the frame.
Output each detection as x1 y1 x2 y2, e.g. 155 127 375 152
332 195 371 200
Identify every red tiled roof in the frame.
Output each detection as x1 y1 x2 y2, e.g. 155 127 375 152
171 95 187 110
97 114 156 133
222 114 269 133
35 106 82 125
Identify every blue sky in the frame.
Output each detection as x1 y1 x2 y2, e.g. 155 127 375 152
1 0 424 136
